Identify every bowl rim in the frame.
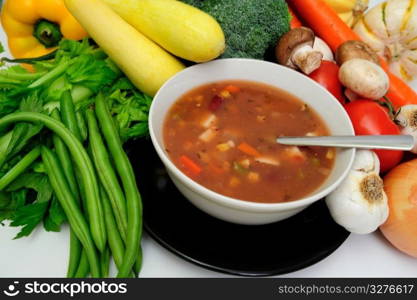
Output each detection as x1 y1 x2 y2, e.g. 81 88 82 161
149 58 356 213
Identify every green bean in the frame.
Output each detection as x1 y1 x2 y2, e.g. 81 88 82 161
100 247 111 278
60 93 88 215
60 91 82 142
76 111 88 142
87 109 128 242
133 248 143 276
74 251 90 278
0 112 106 252
66 234 82 278
51 109 82 278
60 93 107 253
0 146 40 191
57 97 88 228
51 109 81 202
41 146 100 278
100 186 125 270
95 93 142 278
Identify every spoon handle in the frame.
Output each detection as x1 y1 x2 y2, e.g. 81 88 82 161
276 135 415 151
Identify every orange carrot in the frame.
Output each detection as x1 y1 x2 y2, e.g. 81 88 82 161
288 6 302 29
380 60 417 109
238 142 261 157
224 85 240 93
386 73 417 109
180 155 202 176
289 0 360 52
289 0 417 109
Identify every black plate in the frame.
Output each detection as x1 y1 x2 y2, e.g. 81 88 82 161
128 139 350 277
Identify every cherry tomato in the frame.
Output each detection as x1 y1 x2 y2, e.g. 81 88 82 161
344 100 403 173
309 61 345 104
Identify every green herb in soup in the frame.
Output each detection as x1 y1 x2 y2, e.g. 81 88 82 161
163 81 335 203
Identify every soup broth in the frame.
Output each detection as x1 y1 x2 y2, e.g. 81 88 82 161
163 80 335 203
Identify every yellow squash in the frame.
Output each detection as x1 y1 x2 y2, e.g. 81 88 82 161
324 0 369 27
101 0 225 62
64 0 185 96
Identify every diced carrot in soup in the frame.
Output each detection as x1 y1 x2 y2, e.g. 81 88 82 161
179 155 202 177
224 85 241 93
163 80 334 203
238 142 261 157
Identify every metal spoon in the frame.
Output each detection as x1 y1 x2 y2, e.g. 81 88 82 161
276 135 415 151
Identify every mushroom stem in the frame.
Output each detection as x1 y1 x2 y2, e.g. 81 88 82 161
344 88 359 102
313 37 334 62
291 45 323 75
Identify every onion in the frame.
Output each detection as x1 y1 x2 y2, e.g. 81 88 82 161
380 159 417 258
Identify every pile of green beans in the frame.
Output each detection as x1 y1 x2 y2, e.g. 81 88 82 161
0 92 143 278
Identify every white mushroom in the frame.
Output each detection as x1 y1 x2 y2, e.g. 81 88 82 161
313 37 334 62
339 58 389 100
275 27 323 75
395 105 417 153
325 150 389 234
335 40 379 66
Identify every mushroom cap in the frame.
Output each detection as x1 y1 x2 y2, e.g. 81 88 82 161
275 27 316 66
336 40 379 65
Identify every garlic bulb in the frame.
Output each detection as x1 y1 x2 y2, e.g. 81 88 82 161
394 105 417 153
325 150 389 234
354 0 417 81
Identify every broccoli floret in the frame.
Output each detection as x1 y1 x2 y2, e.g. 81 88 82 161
181 0 291 59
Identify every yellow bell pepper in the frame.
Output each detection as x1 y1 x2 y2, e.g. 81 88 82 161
0 0 88 59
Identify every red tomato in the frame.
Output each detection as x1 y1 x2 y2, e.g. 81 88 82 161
344 100 403 173
309 61 345 104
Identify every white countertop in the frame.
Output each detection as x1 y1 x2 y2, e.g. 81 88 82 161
1 0 417 278
2 223 417 277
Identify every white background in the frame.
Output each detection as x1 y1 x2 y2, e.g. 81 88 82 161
1 0 417 277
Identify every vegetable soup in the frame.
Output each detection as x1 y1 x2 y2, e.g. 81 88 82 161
163 81 335 203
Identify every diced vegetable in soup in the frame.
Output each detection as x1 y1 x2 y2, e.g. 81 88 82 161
163 81 335 203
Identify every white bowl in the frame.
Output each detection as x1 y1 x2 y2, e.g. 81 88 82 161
149 59 355 225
